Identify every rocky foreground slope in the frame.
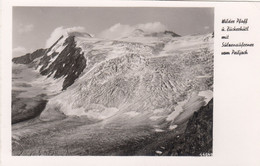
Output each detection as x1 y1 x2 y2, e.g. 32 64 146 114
12 30 213 155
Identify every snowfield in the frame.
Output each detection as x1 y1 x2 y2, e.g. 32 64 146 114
12 30 214 155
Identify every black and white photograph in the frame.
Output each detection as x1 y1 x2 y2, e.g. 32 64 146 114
11 7 214 156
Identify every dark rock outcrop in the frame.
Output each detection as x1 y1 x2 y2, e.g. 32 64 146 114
12 35 86 90
164 30 181 37
39 36 86 90
165 99 213 156
12 49 47 65
12 92 48 124
145 30 180 37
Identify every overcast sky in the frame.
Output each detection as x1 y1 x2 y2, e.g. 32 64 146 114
13 7 214 57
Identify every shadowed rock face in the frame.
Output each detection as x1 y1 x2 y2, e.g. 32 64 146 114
40 36 86 90
11 94 48 124
161 99 213 156
13 36 86 90
12 49 47 65
164 30 181 37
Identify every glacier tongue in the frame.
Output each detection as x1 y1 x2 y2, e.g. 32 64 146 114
12 31 213 131
35 33 214 131
12 31 214 155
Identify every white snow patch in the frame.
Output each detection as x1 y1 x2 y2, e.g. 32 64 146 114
155 150 163 155
55 43 66 53
46 44 66 69
153 108 164 114
196 75 211 78
47 51 52 56
160 146 165 149
47 37 67 56
198 90 213 106
149 116 162 121
125 111 140 117
36 64 43 72
169 124 178 130
46 55 57 69
82 107 120 120
55 101 120 120
154 129 164 132
166 100 187 121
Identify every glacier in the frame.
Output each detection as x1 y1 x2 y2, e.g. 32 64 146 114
12 29 214 156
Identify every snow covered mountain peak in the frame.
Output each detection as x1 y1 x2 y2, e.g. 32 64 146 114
129 29 145 37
